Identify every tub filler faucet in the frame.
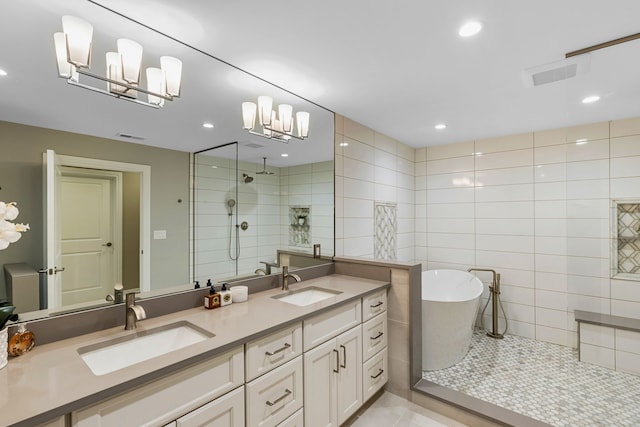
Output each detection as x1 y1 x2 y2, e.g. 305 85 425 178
467 268 504 339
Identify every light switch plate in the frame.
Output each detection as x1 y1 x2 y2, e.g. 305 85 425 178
153 230 167 240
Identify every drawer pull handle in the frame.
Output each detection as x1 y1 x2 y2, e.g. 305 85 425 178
370 332 384 340
266 388 292 406
265 343 291 356
370 301 383 308
333 349 340 373
371 369 384 379
340 344 347 368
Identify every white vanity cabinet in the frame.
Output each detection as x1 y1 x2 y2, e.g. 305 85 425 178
72 346 244 427
165 386 245 427
361 290 388 403
303 301 363 427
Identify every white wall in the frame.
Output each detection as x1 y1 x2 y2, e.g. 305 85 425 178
335 114 640 349
335 114 416 261
414 117 640 347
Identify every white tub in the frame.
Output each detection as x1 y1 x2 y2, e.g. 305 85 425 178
421 269 483 371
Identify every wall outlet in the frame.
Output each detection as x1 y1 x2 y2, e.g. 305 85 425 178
153 230 167 240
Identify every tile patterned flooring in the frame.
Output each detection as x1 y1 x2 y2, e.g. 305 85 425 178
351 391 468 427
423 329 640 427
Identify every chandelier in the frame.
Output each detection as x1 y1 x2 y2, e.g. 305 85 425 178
53 15 182 108
242 96 310 143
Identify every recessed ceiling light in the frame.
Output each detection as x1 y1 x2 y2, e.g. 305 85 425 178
435 124 447 130
202 122 214 129
459 21 483 37
281 153 288 157
0 69 7 76
582 95 600 104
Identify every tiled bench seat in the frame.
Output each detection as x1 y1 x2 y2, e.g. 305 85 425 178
575 310 640 376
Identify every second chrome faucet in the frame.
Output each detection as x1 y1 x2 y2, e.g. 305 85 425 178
125 292 147 330
281 266 301 291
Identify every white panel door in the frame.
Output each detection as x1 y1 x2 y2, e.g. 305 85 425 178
60 175 115 305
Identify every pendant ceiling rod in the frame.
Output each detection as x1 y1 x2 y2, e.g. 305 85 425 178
566 32 640 58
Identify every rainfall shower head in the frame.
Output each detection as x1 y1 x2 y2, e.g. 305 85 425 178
242 173 254 183
256 157 275 175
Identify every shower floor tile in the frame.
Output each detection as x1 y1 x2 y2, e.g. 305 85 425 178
423 329 640 427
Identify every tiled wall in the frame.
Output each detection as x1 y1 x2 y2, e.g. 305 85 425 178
194 157 333 282
334 114 416 261
414 117 640 347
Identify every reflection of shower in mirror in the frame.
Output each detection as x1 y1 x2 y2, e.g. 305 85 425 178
226 199 236 216
242 173 254 183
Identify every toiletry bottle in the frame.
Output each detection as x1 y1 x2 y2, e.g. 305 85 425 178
204 285 220 309
220 283 233 306
194 281 200 289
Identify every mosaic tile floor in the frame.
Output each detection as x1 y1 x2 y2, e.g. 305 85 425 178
423 329 640 427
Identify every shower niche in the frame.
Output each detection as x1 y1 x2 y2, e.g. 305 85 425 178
289 206 311 248
611 200 640 280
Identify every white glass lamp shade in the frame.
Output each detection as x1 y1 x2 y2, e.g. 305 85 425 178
258 96 273 126
54 33 73 78
160 56 182 97
106 52 129 95
146 67 166 106
117 39 143 85
242 102 256 130
279 104 293 133
61 15 93 68
296 111 310 138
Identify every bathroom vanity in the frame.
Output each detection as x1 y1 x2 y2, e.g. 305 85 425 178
2 274 389 427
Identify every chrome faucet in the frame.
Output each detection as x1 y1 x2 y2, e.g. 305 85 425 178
282 266 301 291
125 292 147 330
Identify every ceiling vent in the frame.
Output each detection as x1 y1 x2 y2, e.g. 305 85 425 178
522 54 591 88
243 142 264 149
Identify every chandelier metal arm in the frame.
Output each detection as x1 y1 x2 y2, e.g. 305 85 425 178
76 69 175 101
260 125 307 141
66 79 161 109
247 130 292 143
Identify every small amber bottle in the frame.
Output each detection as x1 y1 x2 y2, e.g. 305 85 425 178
204 286 220 309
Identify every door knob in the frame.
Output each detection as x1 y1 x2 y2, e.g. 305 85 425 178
103 242 113 247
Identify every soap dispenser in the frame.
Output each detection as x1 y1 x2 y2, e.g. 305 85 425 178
204 283 220 309
220 282 233 306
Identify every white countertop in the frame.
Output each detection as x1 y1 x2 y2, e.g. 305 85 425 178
1 274 389 427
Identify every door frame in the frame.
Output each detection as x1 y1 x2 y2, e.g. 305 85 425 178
55 155 151 292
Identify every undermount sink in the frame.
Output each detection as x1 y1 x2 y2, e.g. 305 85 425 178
272 286 342 307
78 321 214 376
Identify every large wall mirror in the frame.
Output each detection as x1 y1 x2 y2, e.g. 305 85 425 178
0 0 334 320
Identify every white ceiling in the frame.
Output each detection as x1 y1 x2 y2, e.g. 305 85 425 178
94 0 640 147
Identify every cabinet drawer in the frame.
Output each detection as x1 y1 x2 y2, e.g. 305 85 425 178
362 290 386 322
304 300 361 351
246 356 303 427
72 346 244 427
277 408 303 427
362 312 387 362
176 386 244 427
363 347 388 402
246 322 303 381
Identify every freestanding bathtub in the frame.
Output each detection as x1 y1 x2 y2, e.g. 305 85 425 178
422 269 483 371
